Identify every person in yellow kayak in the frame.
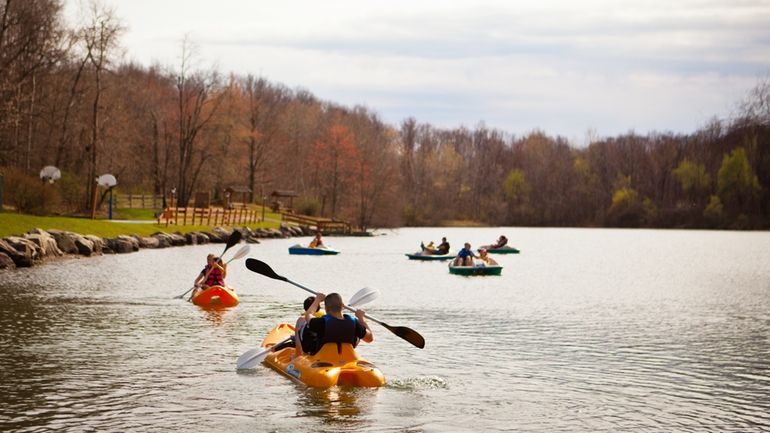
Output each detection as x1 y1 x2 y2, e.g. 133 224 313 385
301 292 373 355
309 232 324 248
192 254 227 297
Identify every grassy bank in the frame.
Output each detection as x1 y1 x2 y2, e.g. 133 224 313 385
0 212 281 238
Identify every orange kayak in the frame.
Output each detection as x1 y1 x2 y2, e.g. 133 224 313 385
191 285 239 308
261 323 385 388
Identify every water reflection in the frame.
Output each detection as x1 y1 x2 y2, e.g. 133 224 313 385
295 386 378 432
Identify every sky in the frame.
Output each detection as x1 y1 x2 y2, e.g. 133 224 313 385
63 0 770 144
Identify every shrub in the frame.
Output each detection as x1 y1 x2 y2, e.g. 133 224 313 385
2 167 61 215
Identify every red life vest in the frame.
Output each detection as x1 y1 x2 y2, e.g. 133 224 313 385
202 264 224 286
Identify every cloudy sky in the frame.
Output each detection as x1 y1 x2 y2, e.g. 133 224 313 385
64 0 770 142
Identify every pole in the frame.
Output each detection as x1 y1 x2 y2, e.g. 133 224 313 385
108 188 113 220
90 180 99 219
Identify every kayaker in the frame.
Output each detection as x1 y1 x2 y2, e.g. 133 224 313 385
422 237 450 255
490 235 508 249
477 248 498 266
309 232 324 248
192 254 227 296
453 242 478 266
270 296 323 354
302 292 373 355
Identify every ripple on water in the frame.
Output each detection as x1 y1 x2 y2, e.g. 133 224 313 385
386 376 449 391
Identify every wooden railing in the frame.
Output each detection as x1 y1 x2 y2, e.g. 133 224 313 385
281 211 351 234
158 206 260 226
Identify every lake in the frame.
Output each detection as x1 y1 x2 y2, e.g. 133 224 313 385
1 227 769 432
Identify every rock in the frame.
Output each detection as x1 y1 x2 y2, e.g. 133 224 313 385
196 232 210 244
168 233 186 246
185 232 198 245
0 252 15 269
0 238 25 265
106 237 135 254
4 236 39 267
151 232 173 248
46 229 79 254
74 236 95 256
25 229 64 258
137 236 160 248
117 235 140 251
84 235 104 255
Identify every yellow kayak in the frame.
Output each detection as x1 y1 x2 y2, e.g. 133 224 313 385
260 323 385 388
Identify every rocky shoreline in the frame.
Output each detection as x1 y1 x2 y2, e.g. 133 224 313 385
0 224 312 270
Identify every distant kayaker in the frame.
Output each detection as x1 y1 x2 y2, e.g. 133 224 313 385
422 237 450 255
192 254 227 296
309 232 324 248
490 235 508 249
453 242 478 266
301 292 373 355
477 248 498 266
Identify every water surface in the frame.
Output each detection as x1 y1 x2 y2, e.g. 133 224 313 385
1 228 769 432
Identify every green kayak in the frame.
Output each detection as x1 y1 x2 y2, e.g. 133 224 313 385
482 246 519 254
448 264 503 276
405 253 454 261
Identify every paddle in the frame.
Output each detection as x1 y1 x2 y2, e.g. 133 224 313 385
236 286 380 369
174 230 243 299
245 258 425 349
186 244 251 302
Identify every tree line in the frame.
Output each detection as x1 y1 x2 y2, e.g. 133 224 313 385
1 0 768 229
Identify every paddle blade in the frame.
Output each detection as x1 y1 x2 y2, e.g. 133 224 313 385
381 323 425 349
236 347 271 369
347 287 380 309
224 230 242 251
245 258 287 281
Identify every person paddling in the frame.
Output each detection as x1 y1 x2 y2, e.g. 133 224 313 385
453 242 478 266
302 292 373 355
309 232 324 248
192 254 227 297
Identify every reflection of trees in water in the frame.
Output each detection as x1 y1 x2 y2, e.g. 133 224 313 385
294 386 379 430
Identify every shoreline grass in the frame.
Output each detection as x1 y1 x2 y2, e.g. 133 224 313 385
0 212 281 238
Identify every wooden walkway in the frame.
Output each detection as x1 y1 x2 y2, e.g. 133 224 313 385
280 211 352 234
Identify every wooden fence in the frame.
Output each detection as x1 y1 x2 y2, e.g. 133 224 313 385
158 206 260 226
116 193 162 209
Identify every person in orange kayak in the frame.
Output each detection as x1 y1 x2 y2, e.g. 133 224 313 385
192 254 227 296
308 232 324 248
301 292 373 355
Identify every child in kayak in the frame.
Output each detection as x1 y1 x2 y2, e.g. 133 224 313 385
477 248 498 266
422 237 450 255
302 292 373 355
192 254 226 296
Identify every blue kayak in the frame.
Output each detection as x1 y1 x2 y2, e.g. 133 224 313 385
288 245 340 255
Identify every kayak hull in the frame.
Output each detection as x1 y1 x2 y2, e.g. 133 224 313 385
261 323 385 388
449 265 503 276
484 246 519 254
405 253 454 261
191 285 239 307
288 246 340 255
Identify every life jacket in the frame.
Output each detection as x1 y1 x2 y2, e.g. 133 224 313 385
319 314 358 353
203 264 224 286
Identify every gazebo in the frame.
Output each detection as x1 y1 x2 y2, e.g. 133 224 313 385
270 190 298 212
224 186 252 208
